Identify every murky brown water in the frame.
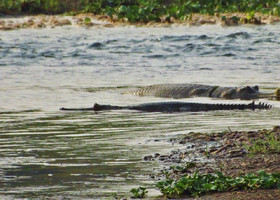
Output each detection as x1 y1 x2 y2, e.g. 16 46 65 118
1 24 280 199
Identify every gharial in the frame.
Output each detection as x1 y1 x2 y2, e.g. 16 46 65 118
123 83 280 100
60 101 272 113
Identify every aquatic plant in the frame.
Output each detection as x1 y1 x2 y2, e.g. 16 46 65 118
84 17 92 25
156 170 280 197
244 132 280 154
1 0 280 23
130 186 148 198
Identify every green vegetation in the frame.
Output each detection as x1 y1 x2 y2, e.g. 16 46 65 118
111 192 126 200
84 17 92 25
130 187 148 198
244 132 280 154
1 0 280 23
156 169 280 198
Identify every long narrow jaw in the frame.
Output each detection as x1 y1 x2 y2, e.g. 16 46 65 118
258 88 280 100
276 88 280 101
258 93 275 99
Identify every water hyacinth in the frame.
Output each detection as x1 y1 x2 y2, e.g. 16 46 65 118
1 0 280 22
156 170 280 197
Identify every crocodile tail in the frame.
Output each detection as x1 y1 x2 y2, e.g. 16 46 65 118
208 101 272 111
93 103 124 111
253 101 273 109
248 101 255 110
211 103 245 110
245 101 272 110
60 104 125 111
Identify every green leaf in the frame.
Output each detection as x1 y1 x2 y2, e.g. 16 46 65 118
84 17 91 24
118 5 127 13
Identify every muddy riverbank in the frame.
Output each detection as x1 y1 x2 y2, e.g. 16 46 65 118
1 12 280 31
145 126 280 199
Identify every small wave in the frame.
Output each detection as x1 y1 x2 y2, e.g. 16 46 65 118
88 42 104 49
199 51 214 56
105 39 118 44
253 38 274 44
197 35 212 40
129 38 147 43
158 35 193 42
143 54 165 58
221 53 236 57
88 39 117 49
247 48 256 51
109 51 130 54
198 67 212 70
39 50 59 58
245 56 255 60
206 43 221 47
183 43 196 51
112 45 130 49
226 32 250 39
70 50 81 57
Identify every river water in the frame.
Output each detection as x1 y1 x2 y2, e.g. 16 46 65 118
1 23 280 199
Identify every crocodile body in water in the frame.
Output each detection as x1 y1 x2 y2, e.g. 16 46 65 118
124 84 279 100
60 101 272 113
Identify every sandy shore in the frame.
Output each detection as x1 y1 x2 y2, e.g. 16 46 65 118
1 13 280 30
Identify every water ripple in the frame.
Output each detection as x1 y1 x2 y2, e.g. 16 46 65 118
226 31 250 39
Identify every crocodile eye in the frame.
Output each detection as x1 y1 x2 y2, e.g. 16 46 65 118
253 85 259 91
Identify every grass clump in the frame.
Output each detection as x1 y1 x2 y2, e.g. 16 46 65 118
1 0 280 23
156 170 280 198
84 17 92 25
244 132 280 154
130 186 148 198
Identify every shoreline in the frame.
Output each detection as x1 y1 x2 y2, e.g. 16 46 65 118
1 13 280 30
142 126 280 199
